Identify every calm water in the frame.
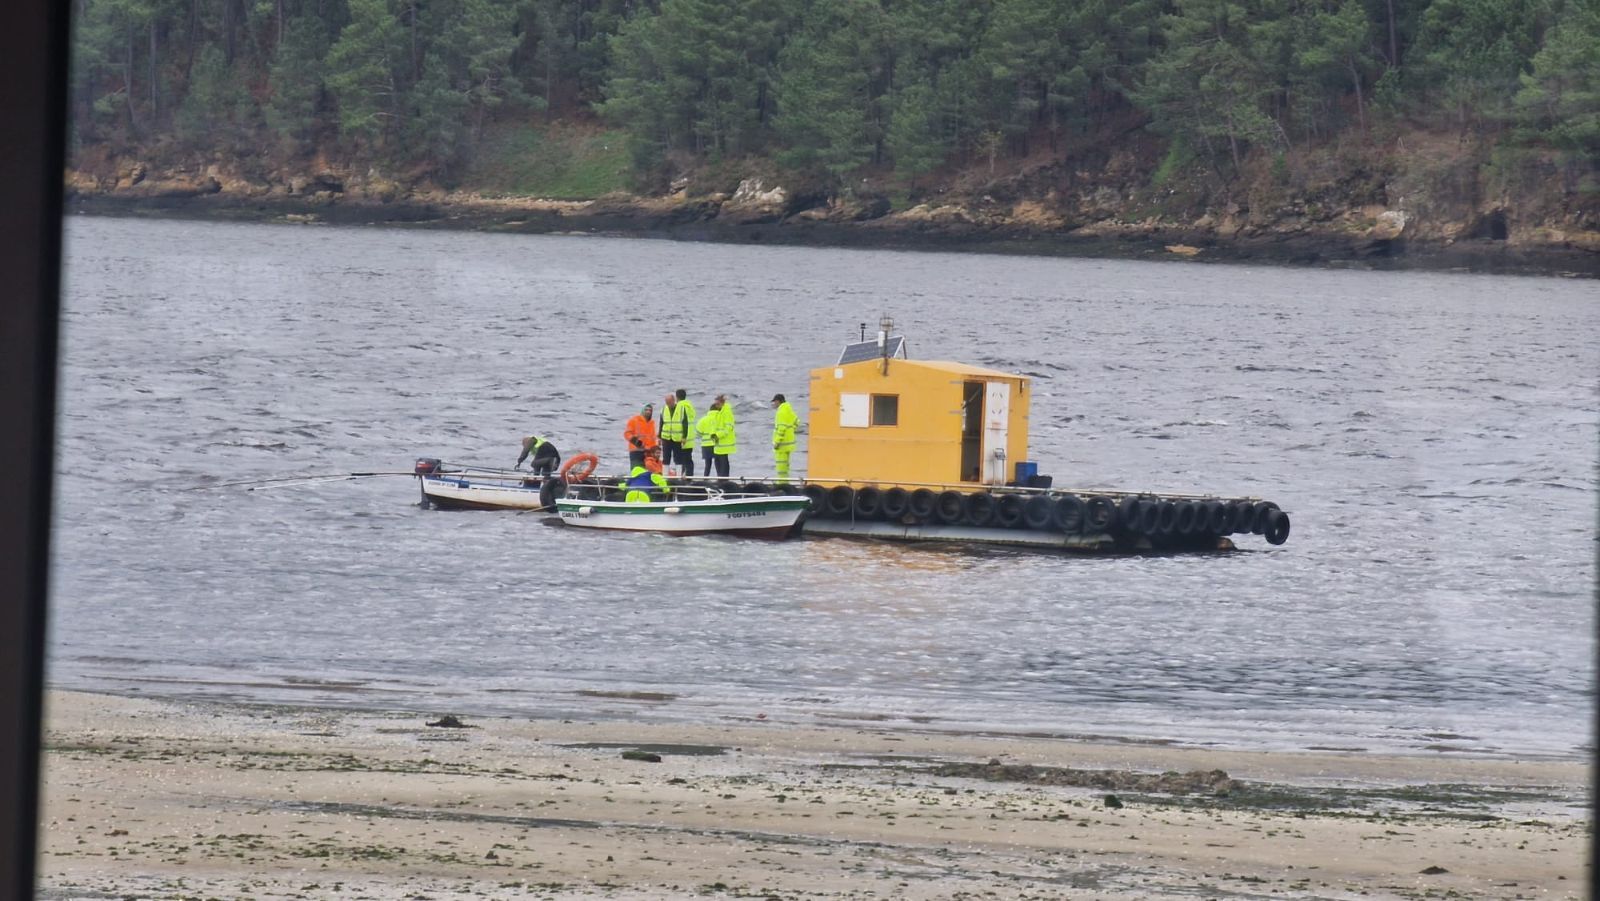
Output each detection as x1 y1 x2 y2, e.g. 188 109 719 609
47 216 1598 759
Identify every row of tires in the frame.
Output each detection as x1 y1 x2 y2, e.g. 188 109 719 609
798 484 1291 546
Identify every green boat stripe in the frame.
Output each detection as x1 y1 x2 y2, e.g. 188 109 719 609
555 501 807 515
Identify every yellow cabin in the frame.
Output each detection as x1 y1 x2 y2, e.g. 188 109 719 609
806 335 1031 489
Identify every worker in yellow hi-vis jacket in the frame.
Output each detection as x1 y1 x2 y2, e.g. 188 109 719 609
711 394 736 478
770 393 798 480
696 398 721 480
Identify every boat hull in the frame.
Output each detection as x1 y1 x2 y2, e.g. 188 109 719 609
419 474 547 511
554 496 808 539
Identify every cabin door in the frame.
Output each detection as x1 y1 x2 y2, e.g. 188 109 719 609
981 381 1010 484
960 381 983 481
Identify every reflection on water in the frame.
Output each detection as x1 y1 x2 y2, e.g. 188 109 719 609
47 216 1598 759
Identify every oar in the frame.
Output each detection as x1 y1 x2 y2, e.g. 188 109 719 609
189 471 419 491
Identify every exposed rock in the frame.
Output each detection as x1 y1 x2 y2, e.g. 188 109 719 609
1371 209 1409 240
1557 230 1600 254
122 174 221 199
115 163 148 190
361 177 403 203
1009 200 1065 230
891 203 974 226
729 177 785 207
720 178 787 224
852 195 891 221
1164 244 1201 257
63 170 101 197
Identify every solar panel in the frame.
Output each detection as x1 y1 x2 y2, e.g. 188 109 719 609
838 335 905 365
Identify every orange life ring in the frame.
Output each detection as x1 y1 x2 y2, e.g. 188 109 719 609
559 453 599 482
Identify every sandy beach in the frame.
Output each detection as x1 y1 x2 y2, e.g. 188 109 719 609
34 690 1589 899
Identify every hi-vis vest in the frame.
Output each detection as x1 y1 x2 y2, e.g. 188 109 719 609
677 399 698 447
773 402 798 448
714 405 737 455
696 410 719 450
660 402 691 443
619 465 667 503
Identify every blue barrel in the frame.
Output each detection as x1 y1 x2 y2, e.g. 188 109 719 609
1014 461 1038 484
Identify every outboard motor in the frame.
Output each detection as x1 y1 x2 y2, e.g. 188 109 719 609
414 457 441 476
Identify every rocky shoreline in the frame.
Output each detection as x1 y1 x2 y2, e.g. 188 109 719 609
64 166 1600 277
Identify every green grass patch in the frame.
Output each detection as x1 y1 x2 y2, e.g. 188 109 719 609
463 122 632 199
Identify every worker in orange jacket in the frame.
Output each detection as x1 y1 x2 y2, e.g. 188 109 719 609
624 403 660 471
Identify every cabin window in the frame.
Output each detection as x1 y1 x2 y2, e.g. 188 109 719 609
871 394 899 426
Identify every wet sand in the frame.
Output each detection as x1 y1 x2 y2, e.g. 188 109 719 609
36 690 1589 899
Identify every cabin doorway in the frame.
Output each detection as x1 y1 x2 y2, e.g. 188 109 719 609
982 381 1010 483
960 381 983 481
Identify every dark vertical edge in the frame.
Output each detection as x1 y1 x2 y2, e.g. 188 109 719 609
0 0 67 893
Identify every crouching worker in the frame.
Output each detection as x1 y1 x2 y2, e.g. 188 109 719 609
619 463 670 503
516 434 561 477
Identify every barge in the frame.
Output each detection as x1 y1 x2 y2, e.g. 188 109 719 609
414 325 1291 552
786 329 1289 551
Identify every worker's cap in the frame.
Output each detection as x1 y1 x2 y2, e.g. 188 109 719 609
771 393 785 403
642 402 653 411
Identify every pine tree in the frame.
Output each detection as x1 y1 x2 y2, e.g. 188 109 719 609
600 0 795 164
885 81 945 183
772 0 888 181
177 43 250 148
1515 0 1600 167
265 14 331 153
1136 0 1282 173
327 0 403 146
1412 0 1558 130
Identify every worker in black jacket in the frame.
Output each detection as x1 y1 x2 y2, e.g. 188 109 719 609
515 434 561 476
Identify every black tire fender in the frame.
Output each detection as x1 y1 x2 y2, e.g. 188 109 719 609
994 493 1025 528
1227 500 1254 534
1022 495 1054 530
934 490 965 524
825 485 855 516
1118 496 1143 533
538 477 567 510
963 492 997 527
1264 508 1291 545
1049 496 1088 531
1156 501 1179 535
1251 501 1280 535
1174 501 1200 536
909 488 938 519
854 486 883 519
1138 499 1162 535
801 484 828 514
881 487 911 519
1054 494 1085 533
1085 495 1117 532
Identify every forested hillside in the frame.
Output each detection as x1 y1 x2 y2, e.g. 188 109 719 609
66 0 1600 264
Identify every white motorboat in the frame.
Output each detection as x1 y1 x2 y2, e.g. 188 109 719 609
553 482 808 539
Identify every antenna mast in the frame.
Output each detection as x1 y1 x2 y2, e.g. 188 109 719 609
879 314 893 374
